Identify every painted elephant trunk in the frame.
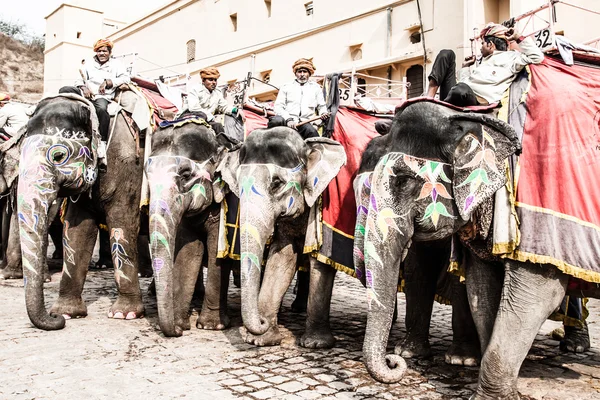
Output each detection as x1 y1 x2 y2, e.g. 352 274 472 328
149 190 185 337
17 176 65 330
239 198 274 336
363 311 407 383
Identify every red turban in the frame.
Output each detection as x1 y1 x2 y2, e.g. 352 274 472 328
292 58 315 75
200 67 221 79
93 38 114 52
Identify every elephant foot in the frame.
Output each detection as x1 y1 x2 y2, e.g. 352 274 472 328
108 296 144 320
241 326 283 347
291 295 308 313
300 327 335 349
395 337 432 359
51 296 88 319
176 314 192 331
1 267 23 280
445 341 480 366
560 323 591 353
197 309 230 330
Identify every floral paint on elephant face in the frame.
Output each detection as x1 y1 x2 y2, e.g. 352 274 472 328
361 152 454 310
237 163 305 278
17 134 97 281
454 130 498 214
145 155 215 289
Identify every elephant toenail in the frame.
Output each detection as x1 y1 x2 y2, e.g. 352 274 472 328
112 312 124 319
63 314 72 320
125 312 136 320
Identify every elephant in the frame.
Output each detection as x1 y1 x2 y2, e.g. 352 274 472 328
48 90 146 323
218 127 347 347
15 95 100 330
144 120 234 337
354 133 479 367
355 100 522 383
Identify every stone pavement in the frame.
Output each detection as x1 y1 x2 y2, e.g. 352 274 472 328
1 265 600 400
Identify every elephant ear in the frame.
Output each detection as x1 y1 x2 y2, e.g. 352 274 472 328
210 146 230 203
303 137 347 207
452 114 519 221
216 145 241 198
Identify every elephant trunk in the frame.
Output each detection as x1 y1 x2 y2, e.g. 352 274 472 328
362 200 410 382
17 177 64 330
149 187 184 337
239 198 274 336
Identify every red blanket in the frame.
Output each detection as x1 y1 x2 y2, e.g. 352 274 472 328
509 57 600 282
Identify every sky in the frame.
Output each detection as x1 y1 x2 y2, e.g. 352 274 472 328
2 0 169 35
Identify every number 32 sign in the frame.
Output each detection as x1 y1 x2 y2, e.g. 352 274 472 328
534 29 552 49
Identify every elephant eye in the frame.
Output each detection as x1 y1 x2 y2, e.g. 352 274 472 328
180 169 192 180
271 177 284 191
53 152 66 163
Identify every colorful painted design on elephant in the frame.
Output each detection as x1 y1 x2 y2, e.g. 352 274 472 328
455 132 498 214
18 135 97 283
237 163 305 278
146 155 214 287
110 228 133 285
61 221 76 278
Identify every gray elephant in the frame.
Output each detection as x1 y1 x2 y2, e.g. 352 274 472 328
14 95 100 330
219 127 346 347
144 120 234 336
49 90 146 323
354 100 521 383
354 133 479 368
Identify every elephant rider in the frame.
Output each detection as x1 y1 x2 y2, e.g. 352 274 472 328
0 93 29 138
271 58 329 139
186 67 238 134
427 23 544 107
60 38 131 142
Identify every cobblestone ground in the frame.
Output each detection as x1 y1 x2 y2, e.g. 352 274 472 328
1 257 600 399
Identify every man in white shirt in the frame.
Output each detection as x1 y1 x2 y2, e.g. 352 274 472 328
186 67 238 134
271 58 329 139
60 38 130 140
0 93 29 138
427 23 544 106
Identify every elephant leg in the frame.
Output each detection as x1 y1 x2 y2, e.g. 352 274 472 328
198 219 231 330
51 203 98 318
560 297 590 353
473 262 568 400
291 269 309 313
445 275 480 366
47 200 63 262
105 203 144 319
93 227 113 269
465 251 503 354
172 225 203 331
243 235 297 347
395 241 447 359
300 258 336 349
0 200 9 269
2 208 26 280
231 262 241 288
137 233 153 278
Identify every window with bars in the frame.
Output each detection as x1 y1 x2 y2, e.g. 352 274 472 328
186 39 196 63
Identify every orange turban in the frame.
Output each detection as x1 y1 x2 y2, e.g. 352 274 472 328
93 38 114 52
0 93 10 102
479 23 509 42
292 58 315 75
200 67 221 79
